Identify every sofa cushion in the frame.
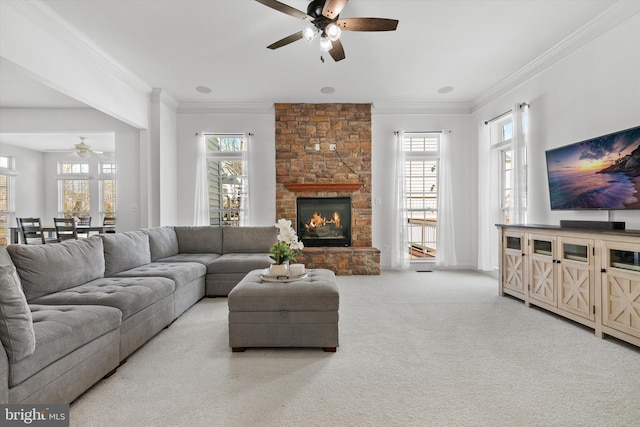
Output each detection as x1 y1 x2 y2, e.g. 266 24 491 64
174 226 223 254
222 227 276 254
0 265 36 362
208 253 273 274
29 277 174 320
0 246 14 266
157 253 221 266
112 262 206 291
142 227 179 261
7 237 105 300
9 304 121 387
102 231 151 276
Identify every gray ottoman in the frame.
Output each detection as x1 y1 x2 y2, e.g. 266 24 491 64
228 269 339 352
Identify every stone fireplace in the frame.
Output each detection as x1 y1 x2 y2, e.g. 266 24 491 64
297 196 351 247
275 103 380 275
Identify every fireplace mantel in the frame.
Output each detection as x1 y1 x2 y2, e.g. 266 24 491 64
284 183 362 192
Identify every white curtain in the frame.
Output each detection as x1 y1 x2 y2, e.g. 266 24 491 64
510 103 529 225
193 133 209 226
477 123 494 271
391 131 409 269
436 131 457 267
239 132 251 226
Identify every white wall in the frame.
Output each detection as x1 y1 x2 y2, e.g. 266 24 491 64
0 108 143 232
0 144 45 222
473 12 640 231
150 89 178 226
176 110 276 226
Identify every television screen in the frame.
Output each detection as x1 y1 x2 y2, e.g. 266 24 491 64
545 125 640 210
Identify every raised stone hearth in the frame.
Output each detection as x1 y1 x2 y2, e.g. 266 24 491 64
275 103 380 275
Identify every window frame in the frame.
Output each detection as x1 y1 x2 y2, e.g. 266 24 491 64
491 116 514 224
98 162 116 221
57 161 91 218
0 155 16 247
402 132 441 261
204 133 248 226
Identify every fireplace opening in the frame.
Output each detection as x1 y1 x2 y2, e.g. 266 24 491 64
296 197 351 247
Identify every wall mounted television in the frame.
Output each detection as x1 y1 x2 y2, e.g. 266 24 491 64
545 125 640 210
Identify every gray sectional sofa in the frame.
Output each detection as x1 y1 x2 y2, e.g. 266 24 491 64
0 225 275 404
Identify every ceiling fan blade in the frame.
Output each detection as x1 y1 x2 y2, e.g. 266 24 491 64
322 0 349 20
255 0 313 21
267 31 304 49
329 39 346 62
337 17 399 32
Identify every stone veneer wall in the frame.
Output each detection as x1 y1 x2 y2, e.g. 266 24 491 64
275 103 379 275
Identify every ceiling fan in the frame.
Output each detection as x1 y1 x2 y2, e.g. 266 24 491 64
46 137 104 159
256 0 399 62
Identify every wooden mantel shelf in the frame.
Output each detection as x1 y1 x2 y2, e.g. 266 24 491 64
284 183 362 192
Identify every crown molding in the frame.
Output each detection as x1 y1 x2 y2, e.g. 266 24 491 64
471 0 640 112
176 102 275 115
151 88 178 111
20 0 152 97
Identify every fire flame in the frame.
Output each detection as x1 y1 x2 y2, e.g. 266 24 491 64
306 211 341 229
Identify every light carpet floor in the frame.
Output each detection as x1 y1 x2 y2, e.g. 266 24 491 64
70 270 640 426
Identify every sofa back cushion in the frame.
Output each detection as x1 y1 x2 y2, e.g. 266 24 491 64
223 226 276 254
7 237 105 300
174 226 223 254
0 246 14 266
102 231 151 276
0 265 36 362
142 227 179 261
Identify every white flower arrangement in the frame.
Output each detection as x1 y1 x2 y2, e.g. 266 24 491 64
270 219 304 265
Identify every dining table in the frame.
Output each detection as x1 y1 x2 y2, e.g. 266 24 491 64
9 225 117 244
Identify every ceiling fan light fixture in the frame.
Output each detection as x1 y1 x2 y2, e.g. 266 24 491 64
302 26 318 42
74 150 91 159
325 23 341 41
319 35 333 52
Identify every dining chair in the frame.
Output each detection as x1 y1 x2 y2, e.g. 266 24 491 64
53 217 79 242
77 216 92 237
103 215 116 233
17 217 56 244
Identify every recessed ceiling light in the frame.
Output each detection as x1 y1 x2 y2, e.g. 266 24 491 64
196 86 212 94
438 86 454 94
320 86 335 94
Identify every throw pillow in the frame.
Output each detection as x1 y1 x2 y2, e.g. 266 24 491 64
0 265 36 362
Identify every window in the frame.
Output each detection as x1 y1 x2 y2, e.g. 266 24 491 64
100 162 116 175
500 148 513 224
403 133 440 260
60 180 90 217
0 155 15 247
205 134 248 226
99 162 116 218
491 117 514 224
60 163 89 174
58 162 90 218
